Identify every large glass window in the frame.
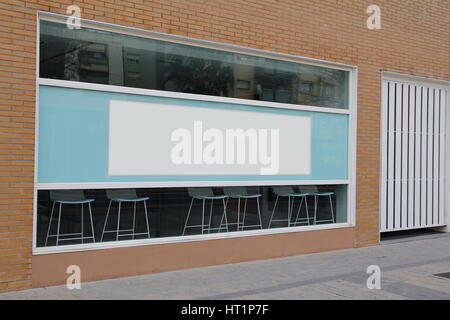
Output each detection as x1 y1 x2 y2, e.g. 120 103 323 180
36 185 347 247
40 20 349 109
36 18 353 250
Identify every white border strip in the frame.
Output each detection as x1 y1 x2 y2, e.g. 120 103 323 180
36 180 350 190
39 77 351 115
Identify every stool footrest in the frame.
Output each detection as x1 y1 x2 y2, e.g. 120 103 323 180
103 228 134 233
47 232 84 237
116 232 150 237
315 219 335 223
241 224 262 229
48 236 94 242
103 231 149 237
183 224 211 229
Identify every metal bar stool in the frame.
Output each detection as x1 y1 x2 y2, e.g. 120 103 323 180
223 187 262 231
182 187 229 235
101 189 150 241
45 190 95 246
268 186 310 228
291 190 311 227
300 186 335 224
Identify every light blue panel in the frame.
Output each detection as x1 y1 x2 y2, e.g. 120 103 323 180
38 85 348 183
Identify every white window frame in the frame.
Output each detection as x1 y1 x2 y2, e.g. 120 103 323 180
33 11 358 255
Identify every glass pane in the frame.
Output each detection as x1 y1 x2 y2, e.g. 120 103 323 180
36 185 347 247
40 20 349 109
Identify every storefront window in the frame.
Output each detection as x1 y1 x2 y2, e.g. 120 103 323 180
39 20 349 109
36 18 353 251
36 185 347 247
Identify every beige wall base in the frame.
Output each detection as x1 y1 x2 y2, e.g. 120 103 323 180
32 227 355 288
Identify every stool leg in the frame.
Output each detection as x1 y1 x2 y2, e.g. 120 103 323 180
268 195 279 228
293 197 304 227
56 202 62 246
242 198 247 231
201 199 205 234
182 198 194 236
132 202 136 240
143 200 150 238
256 197 262 229
287 196 292 227
305 196 310 225
88 202 95 242
45 201 56 246
314 195 318 225
329 194 335 223
208 199 214 234
81 203 84 244
293 196 299 227
101 200 112 242
116 201 122 241
222 198 229 232
290 197 295 226
218 202 224 231
218 199 228 232
237 198 240 231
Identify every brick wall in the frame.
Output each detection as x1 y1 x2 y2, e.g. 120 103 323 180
0 0 448 291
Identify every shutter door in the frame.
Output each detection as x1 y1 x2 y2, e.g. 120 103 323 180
380 77 447 232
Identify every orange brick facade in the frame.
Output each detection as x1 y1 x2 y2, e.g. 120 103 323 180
0 0 448 292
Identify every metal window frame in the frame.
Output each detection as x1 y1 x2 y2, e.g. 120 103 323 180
33 11 358 255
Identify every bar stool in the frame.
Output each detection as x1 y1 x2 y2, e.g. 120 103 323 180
101 189 150 241
268 186 310 228
223 187 262 231
300 186 335 224
182 188 229 235
45 190 95 246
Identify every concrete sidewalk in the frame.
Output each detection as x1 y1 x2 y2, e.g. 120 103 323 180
1 232 450 300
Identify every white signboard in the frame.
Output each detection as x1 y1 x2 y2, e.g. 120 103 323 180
108 100 311 176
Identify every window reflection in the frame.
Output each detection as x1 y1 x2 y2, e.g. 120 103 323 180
40 20 349 109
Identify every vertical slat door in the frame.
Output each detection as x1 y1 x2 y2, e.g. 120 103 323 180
420 86 427 227
439 89 446 226
407 85 415 227
380 78 447 232
414 86 422 228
